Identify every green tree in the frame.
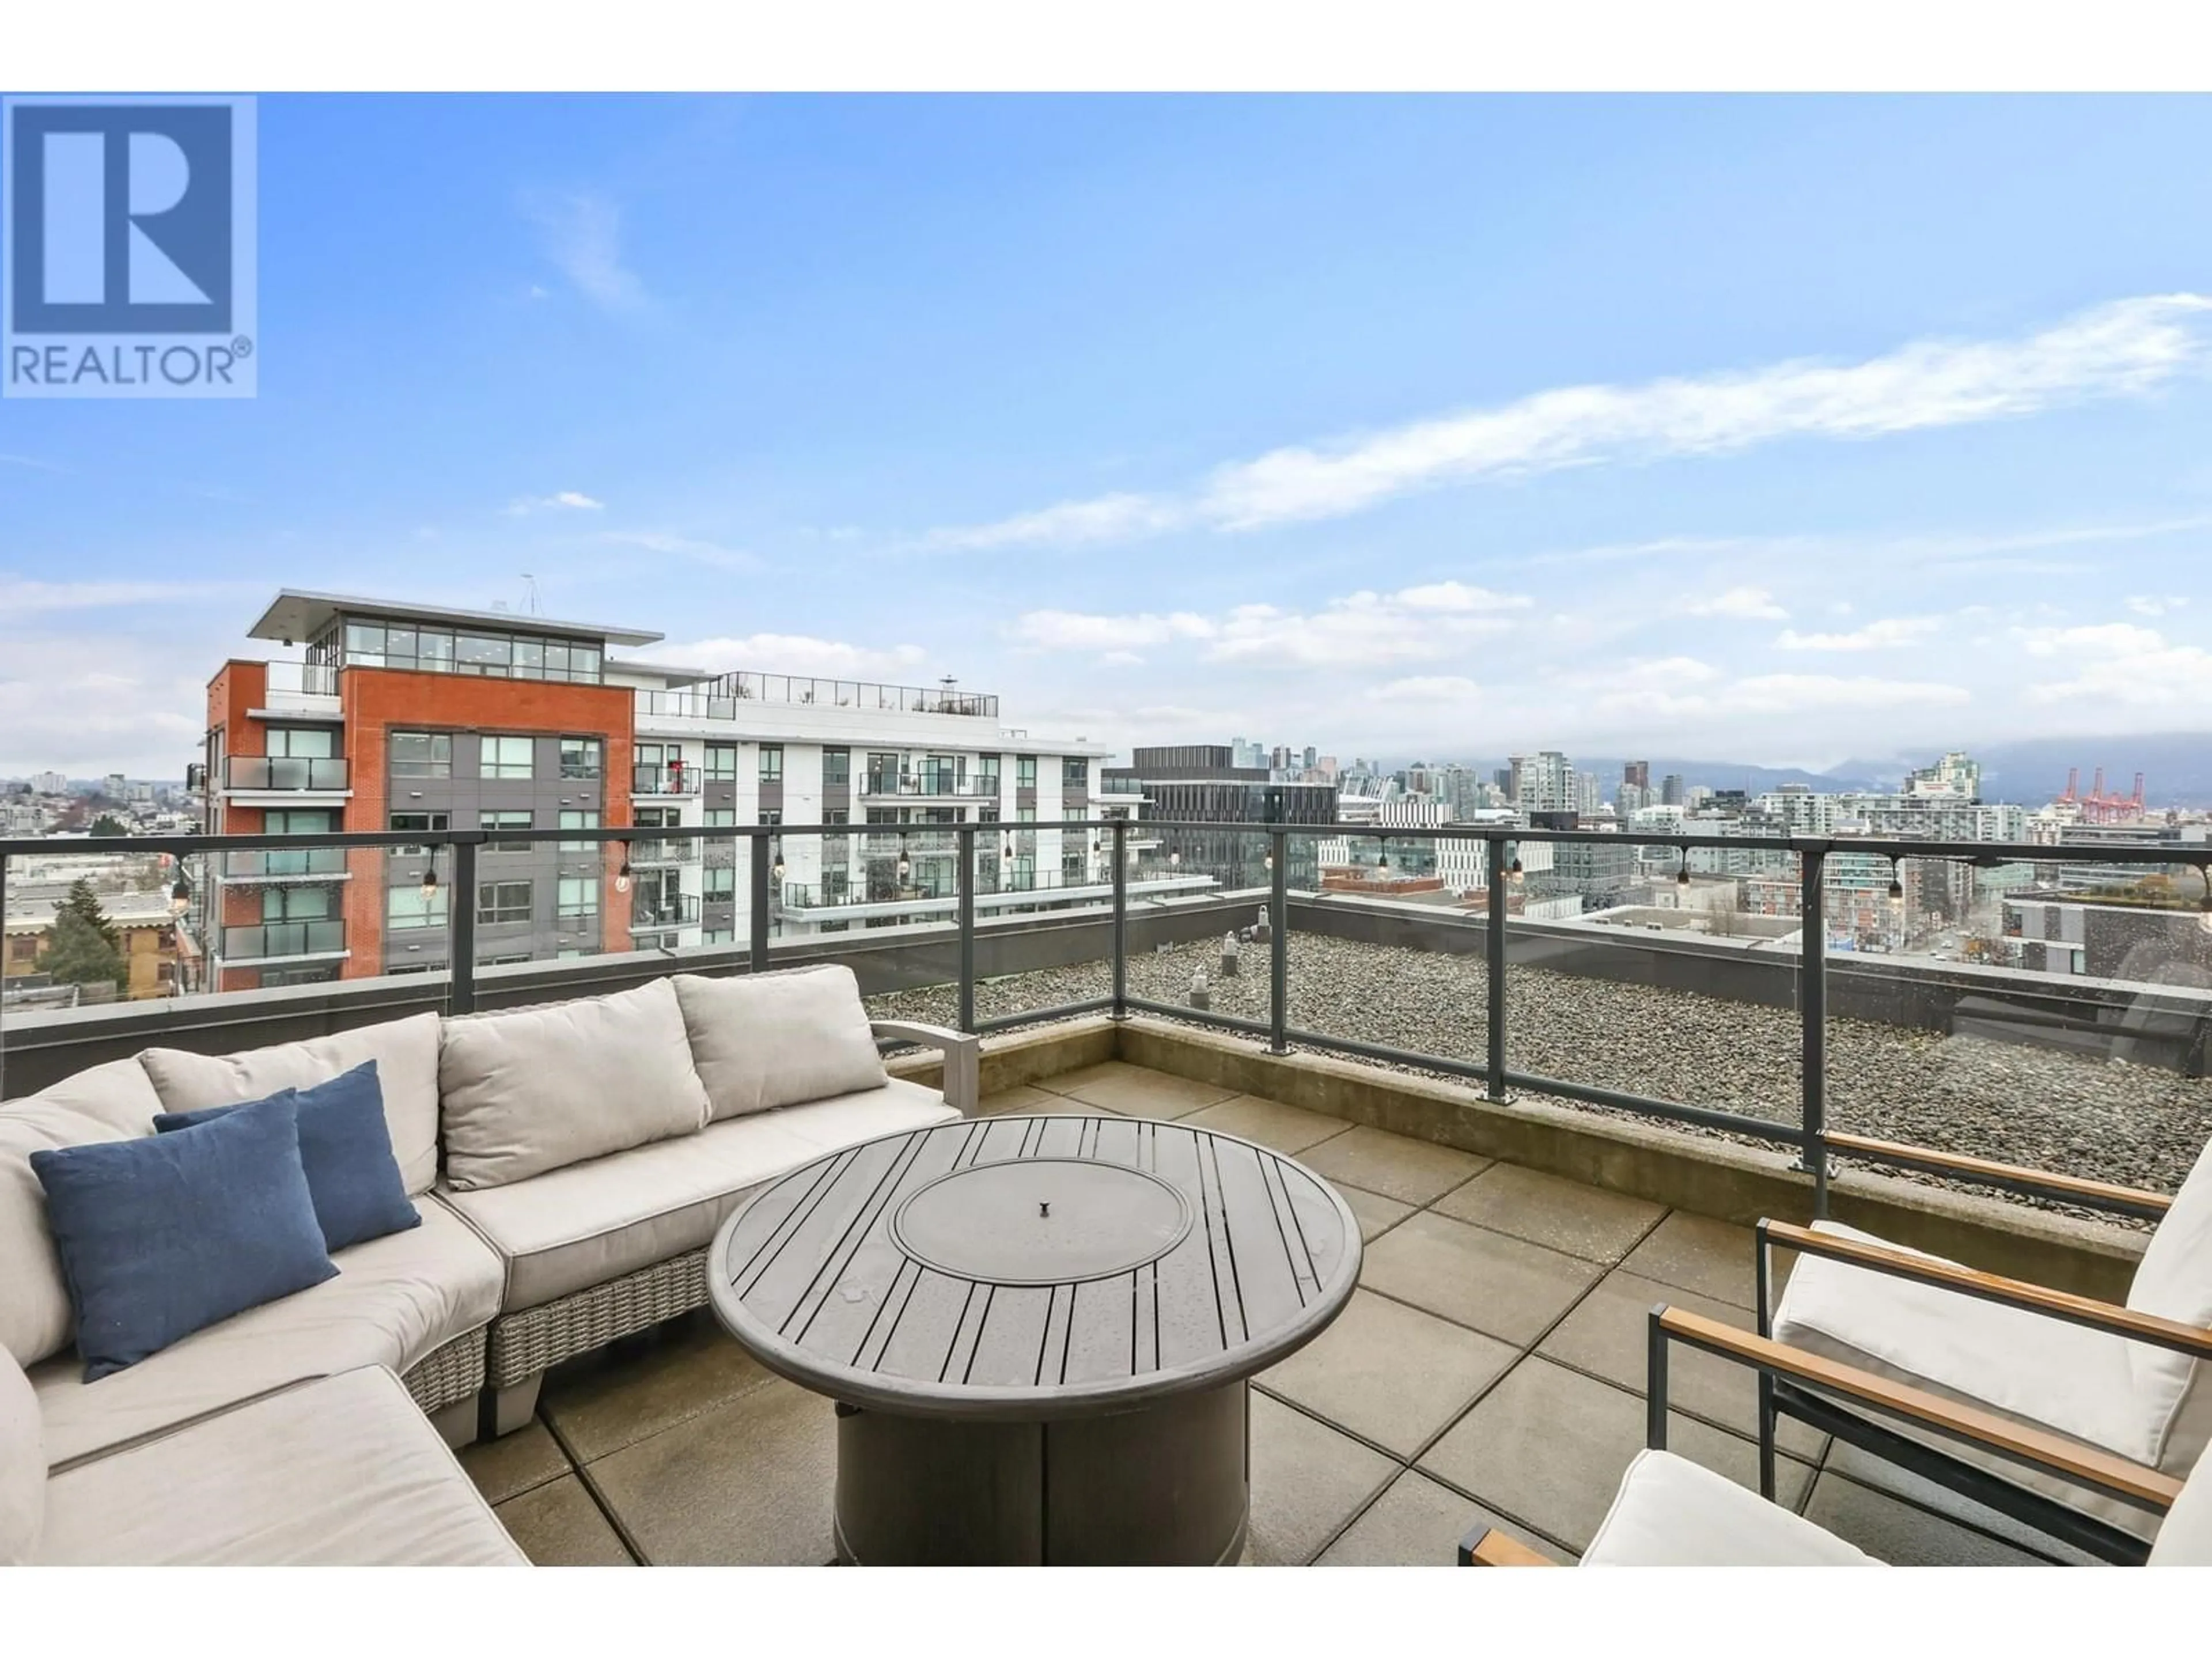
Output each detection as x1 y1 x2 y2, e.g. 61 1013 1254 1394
43 908 126 993
55 879 120 951
86 814 129 837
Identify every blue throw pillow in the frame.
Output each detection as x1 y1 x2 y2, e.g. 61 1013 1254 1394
154 1060 421 1253
32 1094 339 1381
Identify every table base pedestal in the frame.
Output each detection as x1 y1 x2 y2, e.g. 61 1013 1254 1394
832 1380 1249 1566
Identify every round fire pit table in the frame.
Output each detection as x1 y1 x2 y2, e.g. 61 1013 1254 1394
708 1112 1361 1566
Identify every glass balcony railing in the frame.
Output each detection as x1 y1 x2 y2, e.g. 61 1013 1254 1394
859 774 997 799
223 756 349 791
12 816 2206 1235
221 919 346 960
632 764 702 797
628 892 701 930
221 846 351 879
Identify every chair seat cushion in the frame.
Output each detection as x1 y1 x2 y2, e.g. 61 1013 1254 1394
442 1078 958 1312
32 1196 500 1469
37 1366 524 1566
0 1058 167 1369
1772 1219 2161 1540
1773 1220 2150 1459
1583 1449 1880 1567
0 1349 41 1566
141 1012 444 1197
32 1094 339 1381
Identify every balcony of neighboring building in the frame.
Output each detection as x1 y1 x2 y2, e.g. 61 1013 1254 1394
626 836 700 868
217 918 348 967
219 755 351 803
628 890 702 931
218 846 354 883
631 763 702 798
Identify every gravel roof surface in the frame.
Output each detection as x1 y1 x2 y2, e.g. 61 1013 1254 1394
868 931 2212 1221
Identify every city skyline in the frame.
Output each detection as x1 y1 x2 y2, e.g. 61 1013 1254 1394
9 97 2212 777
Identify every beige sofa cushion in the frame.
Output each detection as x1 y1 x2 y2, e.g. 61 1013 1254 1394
38 1366 524 1566
442 1078 959 1311
440 979 710 1191
0 1058 165 1368
675 965 886 1121
33 1196 499 1469
140 1012 442 1195
0 1347 41 1566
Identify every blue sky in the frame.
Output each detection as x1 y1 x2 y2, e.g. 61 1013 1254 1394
6 93 2212 778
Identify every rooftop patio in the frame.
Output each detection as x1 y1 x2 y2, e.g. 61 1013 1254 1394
457 1059 2097 1567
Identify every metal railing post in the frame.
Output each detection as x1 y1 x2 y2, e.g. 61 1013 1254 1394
449 835 480 1014
1268 827 1289 1055
1485 835 1510 1103
1110 820 1128 1021
957 824 976 1034
1800 844 1830 1215
749 828 771 972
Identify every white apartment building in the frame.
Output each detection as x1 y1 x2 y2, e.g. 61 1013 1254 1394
615 665 1160 946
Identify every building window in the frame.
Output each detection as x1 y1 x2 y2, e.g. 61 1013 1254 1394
703 866 735 900
1063 849 1084 881
706 743 737 781
262 885 330 922
978 754 1001 795
266 726 336 759
343 622 602 684
1063 757 1087 787
866 752 900 793
702 928 734 946
389 810 448 855
823 748 850 786
481 736 535 780
759 744 783 783
559 736 603 779
477 881 532 925
389 731 451 778
480 809 532 851
387 885 447 930
558 809 599 851
1016 756 1037 789
758 809 782 827
556 877 599 921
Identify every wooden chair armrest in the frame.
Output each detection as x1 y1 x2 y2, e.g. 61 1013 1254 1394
1762 1218 2212 1361
1823 1131 2172 1218
1456 1525 1560 1566
1655 1305 2183 1511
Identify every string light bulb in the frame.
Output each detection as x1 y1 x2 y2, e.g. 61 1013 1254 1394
896 834 911 884
1887 858 1904 902
169 871 192 916
1676 847 1691 885
419 858 440 903
614 844 632 895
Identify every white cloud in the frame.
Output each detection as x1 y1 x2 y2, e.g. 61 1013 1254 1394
660 632 930 680
1098 650 1145 668
2016 623 2212 706
925 294 2212 548
525 192 646 313
1369 675 1482 702
1775 616 1942 650
1729 674 1972 712
2126 594 2190 616
1010 609 1215 652
505 490 605 516
928 493 1182 551
1684 585 1789 620
1012 582 1529 668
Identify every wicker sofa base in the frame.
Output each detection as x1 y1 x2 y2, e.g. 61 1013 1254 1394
401 1327 489 1416
487 1249 710 1391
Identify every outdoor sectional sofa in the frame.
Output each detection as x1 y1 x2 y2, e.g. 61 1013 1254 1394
0 964 975 1566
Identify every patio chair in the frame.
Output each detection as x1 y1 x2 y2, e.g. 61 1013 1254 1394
1752 1133 2212 1563
1460 1306 2208 1567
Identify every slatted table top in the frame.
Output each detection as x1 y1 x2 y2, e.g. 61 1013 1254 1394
708 1114 1362 1420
